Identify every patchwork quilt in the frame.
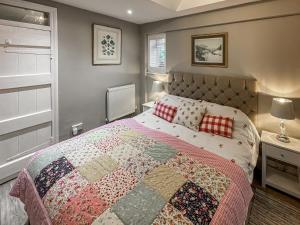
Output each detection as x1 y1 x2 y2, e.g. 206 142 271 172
10 119 253 225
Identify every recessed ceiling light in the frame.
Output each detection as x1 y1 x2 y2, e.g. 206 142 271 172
127 9 133 15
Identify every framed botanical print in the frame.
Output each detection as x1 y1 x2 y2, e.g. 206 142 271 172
192 33 228 67
93 24 122 65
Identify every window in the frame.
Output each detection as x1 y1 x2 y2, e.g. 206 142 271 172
0 4 50 26
148 33 166 74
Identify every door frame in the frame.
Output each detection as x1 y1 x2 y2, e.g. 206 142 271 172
0 0 59 143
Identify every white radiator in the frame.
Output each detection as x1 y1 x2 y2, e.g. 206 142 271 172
106 84 136 122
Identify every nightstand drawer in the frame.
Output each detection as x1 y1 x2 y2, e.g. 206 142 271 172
264 144 300 166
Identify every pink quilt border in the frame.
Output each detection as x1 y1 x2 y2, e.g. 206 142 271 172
10 169 52 225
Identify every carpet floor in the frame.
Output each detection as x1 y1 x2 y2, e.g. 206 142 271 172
248 188 300 225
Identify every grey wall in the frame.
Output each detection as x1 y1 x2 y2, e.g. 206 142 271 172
141 0 300 138
28 0 141 140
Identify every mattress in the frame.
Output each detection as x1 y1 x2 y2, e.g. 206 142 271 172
10 110 257 225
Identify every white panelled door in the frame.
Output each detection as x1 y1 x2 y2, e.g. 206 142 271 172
0 0 58 183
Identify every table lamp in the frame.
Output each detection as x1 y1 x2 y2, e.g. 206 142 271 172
151 80 164 102
270 98 295 143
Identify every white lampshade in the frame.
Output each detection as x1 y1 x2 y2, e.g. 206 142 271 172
151 81 164 93
271 98 295 120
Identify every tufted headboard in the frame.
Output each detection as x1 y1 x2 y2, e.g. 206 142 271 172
167 72 258 122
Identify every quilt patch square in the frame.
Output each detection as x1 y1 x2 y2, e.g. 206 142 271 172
170 181 219 225
95 136 123 154
152 203 193 225
92 209 124 225
193 165 231 201
166 153 199 179
123 154 160 180
34 156 74 198
144 165 186 201
96 168 138 205
119 130 140 141
27 146 64 180
59 136 92 154
103 124 131 135
53 186 108 225
112 183 165 225
78 155 118 182
166 153 230 201
144 143 177 163
85 129 111 143
107 144 143 165
64 143 104 167
43 170 89 219
125 135 157 151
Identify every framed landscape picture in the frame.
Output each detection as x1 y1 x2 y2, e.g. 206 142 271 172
192 33 228 67
93 24 122 65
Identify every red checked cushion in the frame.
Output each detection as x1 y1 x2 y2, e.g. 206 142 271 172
153 101 177 122
199 115 234 138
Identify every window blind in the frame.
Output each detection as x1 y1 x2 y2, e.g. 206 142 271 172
148 34 166 73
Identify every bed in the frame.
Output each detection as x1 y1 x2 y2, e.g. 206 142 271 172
10 72 260 225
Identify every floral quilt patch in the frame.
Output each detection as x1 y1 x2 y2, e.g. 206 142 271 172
144 165 187 201
123 154 160 180
170 181 219 225
78 155 118 182
95 168 138 205
144 143 177 163
34 156 74 198
112 183 165 225
52 186 108 225
107 144 143 165
64 143 103 167
125 135 157 150
166 152 199 179
27 146 64 180
85 129 111 143
92 209 124 225
118 130 140 141
43 170 88 219
193 164 231 201
152 203 193 225
102 124 131 135
94 136 123 154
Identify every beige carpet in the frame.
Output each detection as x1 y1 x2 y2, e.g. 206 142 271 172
248 188 300 225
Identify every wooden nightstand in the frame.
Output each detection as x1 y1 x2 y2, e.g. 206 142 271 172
261 131 300 198
142 101 155 112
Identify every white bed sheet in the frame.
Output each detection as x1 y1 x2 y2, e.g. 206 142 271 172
134 109 259 183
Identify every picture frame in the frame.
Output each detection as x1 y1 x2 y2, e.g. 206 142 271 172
93 24 122 65
191 33 228 67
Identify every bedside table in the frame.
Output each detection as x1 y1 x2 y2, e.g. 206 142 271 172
142 101 155 112
261 131 300 198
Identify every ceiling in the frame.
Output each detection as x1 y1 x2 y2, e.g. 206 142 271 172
53 0 262 24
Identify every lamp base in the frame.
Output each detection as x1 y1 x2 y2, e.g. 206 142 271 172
276 134 290 143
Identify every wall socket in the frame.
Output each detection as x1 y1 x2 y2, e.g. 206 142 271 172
72 122 83 136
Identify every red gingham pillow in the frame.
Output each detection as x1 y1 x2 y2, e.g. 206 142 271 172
153 101 177 122
199 115 234 138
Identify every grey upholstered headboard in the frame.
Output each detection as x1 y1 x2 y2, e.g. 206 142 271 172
167 72 258 122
